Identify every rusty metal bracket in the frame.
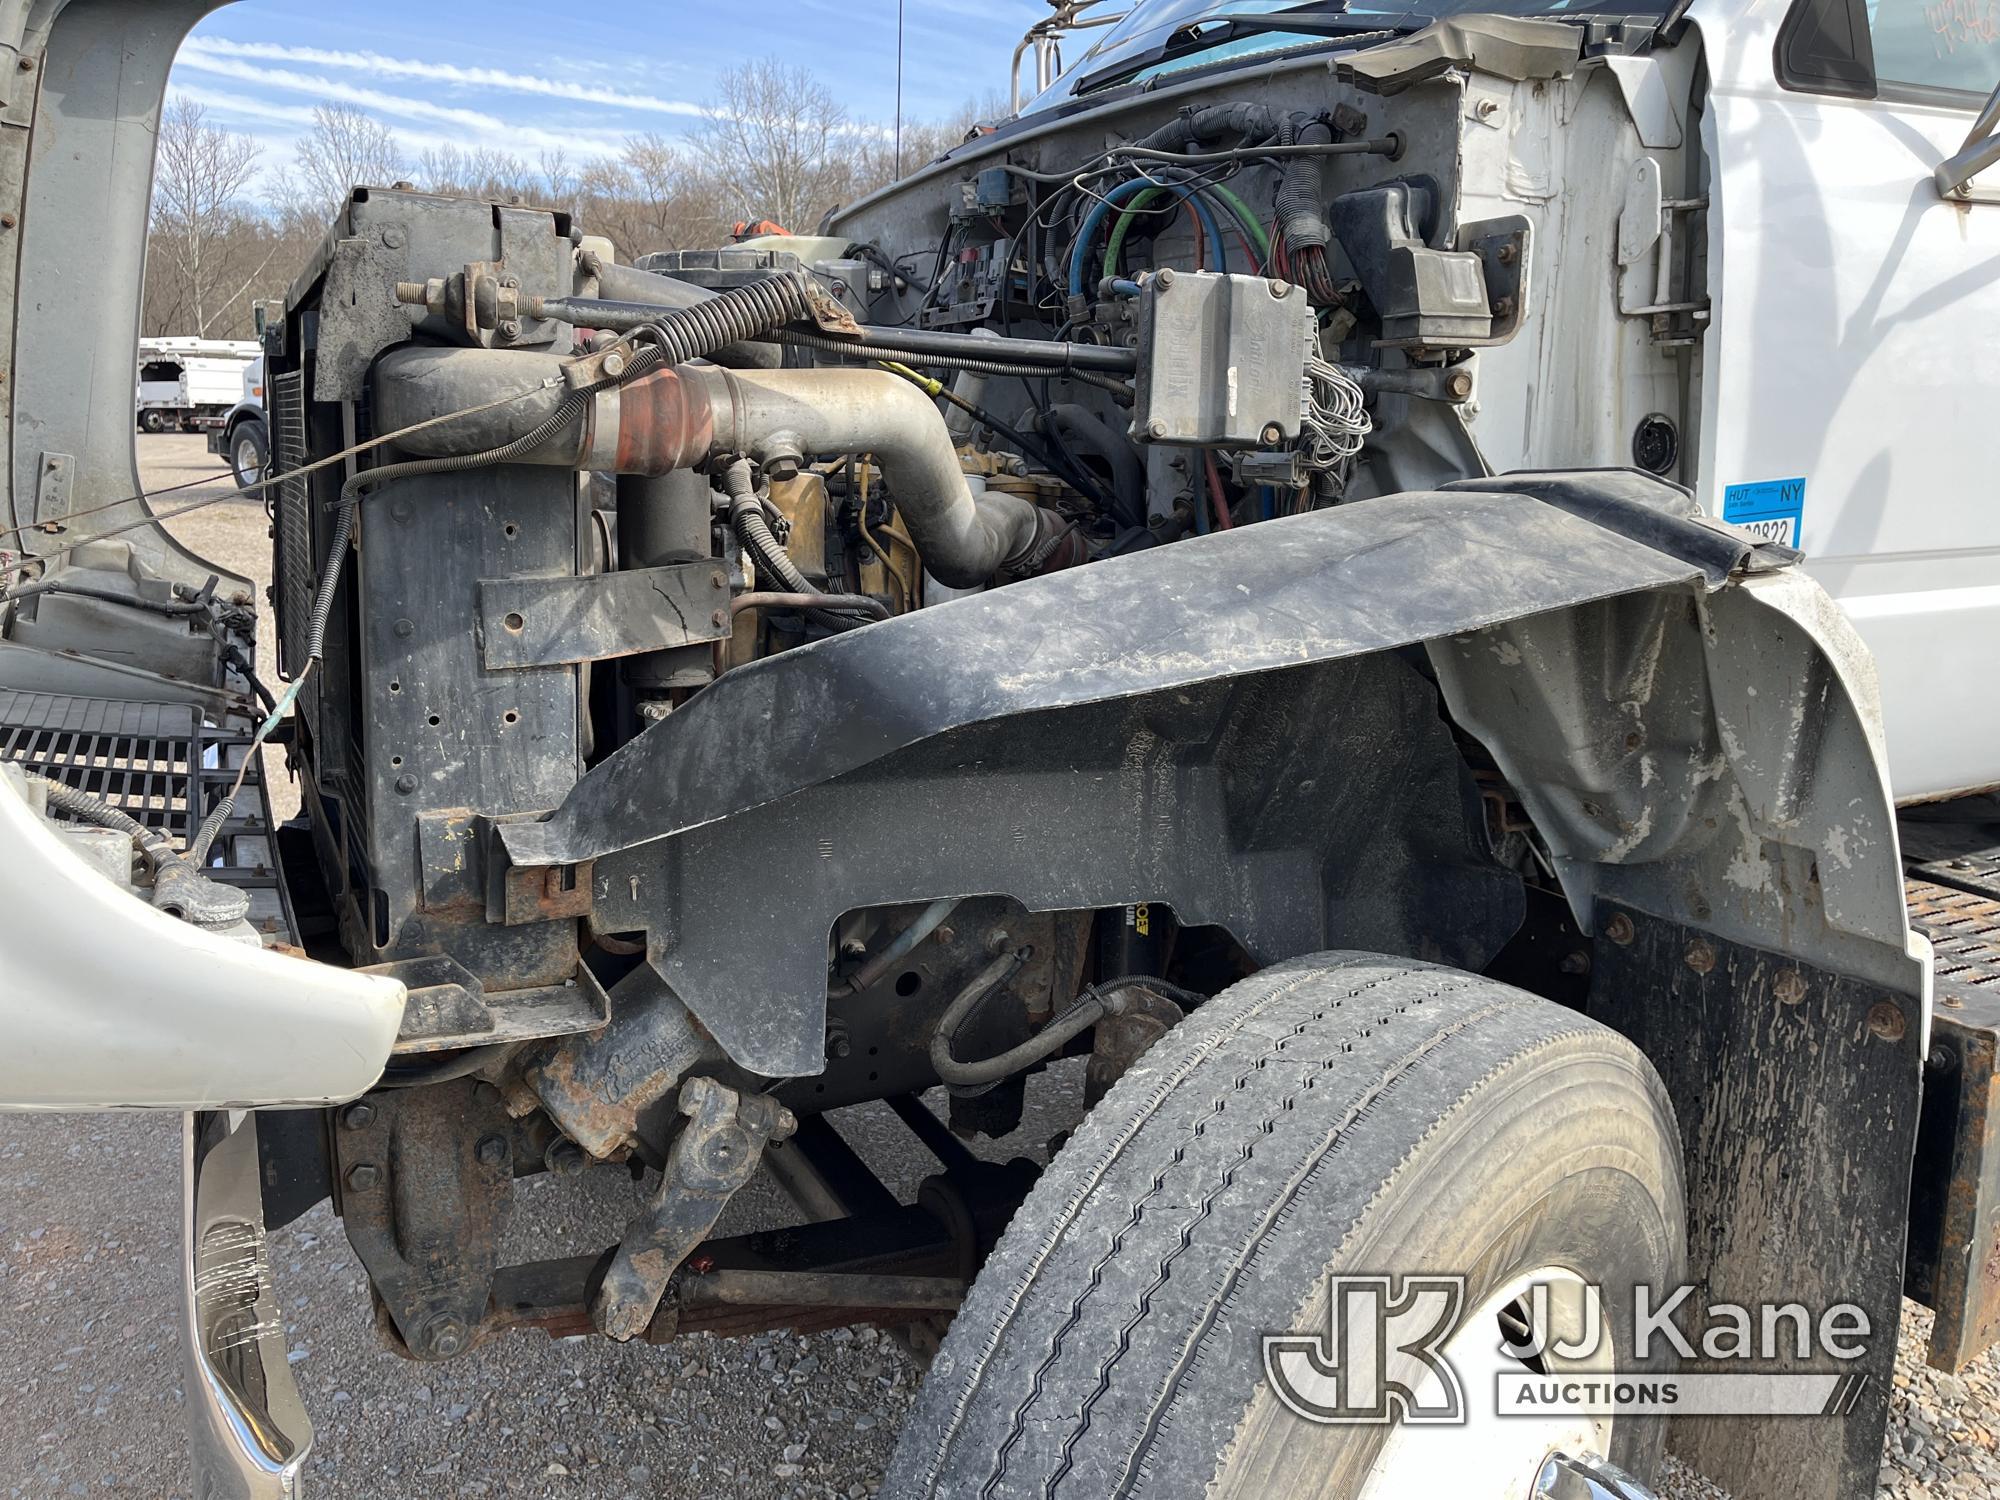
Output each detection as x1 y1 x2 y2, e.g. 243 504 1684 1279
363 951 610 1055
477 563 732 671
335 1080 517 1361
593 1078 796 1341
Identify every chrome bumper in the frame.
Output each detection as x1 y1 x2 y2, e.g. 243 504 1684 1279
182 1111 314 1499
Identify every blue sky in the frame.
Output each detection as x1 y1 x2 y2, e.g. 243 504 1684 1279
172 0 1049 180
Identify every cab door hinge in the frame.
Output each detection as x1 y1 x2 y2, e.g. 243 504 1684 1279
1617 156 1709 347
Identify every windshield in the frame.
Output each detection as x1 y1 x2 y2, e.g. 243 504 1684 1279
1030 0 1677 105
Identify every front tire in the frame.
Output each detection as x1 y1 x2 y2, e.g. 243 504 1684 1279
229 420 269 490
139 409 166 433
886 953 1686 1500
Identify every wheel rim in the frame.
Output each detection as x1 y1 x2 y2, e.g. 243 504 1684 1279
234 436 262 487
1356 1267 1612 1500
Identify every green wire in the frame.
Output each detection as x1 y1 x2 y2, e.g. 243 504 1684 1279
1104 180 1272 278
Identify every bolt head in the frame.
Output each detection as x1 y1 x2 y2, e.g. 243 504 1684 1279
1146 420 1169 440
1269 279 1292 299
827 1033 852 1059
1447 371 1475 399
544 1139 588 1177
498 319 521 339
1604 913 1635 946
1260 423 1284 446
1866 1003 1907 1043
424 1318 466 1358
1684 939 1717 975
475 1134 510 1168
394 773 417 795
381 226 406 250
1773 969 1808 1006
346 1163 382 1191
342 1102 376 1130
602 350 627 379
1155 268 1176 288
393 617 414 638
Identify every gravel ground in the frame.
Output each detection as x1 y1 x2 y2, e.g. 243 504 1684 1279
0 435 1995 1498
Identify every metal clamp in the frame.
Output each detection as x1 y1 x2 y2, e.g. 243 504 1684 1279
1936 81 2000 204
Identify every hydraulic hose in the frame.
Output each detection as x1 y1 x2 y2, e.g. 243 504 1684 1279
1043 403 1144 530
719 458 874 632
1070 178 1228 294
832 898 962 999
931 950 1106 1090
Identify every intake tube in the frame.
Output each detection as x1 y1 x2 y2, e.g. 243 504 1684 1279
374 349 1083 590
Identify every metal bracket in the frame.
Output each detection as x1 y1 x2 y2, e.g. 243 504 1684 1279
1616 157 1709 344
477 563 732 670
335 1080 516 1361
362 951 610 1055
1936 81 2000 205
34 451 71 527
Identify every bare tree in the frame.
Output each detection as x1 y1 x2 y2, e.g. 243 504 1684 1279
270 103 403 228
694 60 858 233
149 97 263 336
575 134 731 259
415 144 536 202
852 94 1002 200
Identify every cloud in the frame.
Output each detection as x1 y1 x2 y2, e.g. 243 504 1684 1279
180 36 709 118
169 56 640 161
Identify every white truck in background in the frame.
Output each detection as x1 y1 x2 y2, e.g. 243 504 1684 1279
133 336 259 434
204 354 269 489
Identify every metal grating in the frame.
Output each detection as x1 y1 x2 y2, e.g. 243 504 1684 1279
0 689 289 936
1908 878 2000 997
0 691 200 835
271 367 312 682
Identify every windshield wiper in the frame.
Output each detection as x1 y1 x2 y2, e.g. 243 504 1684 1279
1073 3 1428 95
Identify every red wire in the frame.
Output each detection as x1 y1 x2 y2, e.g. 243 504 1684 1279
1182 199 1207 270
1204 451 1234 530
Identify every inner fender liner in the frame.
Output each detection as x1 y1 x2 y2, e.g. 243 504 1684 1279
499 475 1740 1078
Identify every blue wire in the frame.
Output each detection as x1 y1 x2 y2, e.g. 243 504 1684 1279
1069 178 1229 296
